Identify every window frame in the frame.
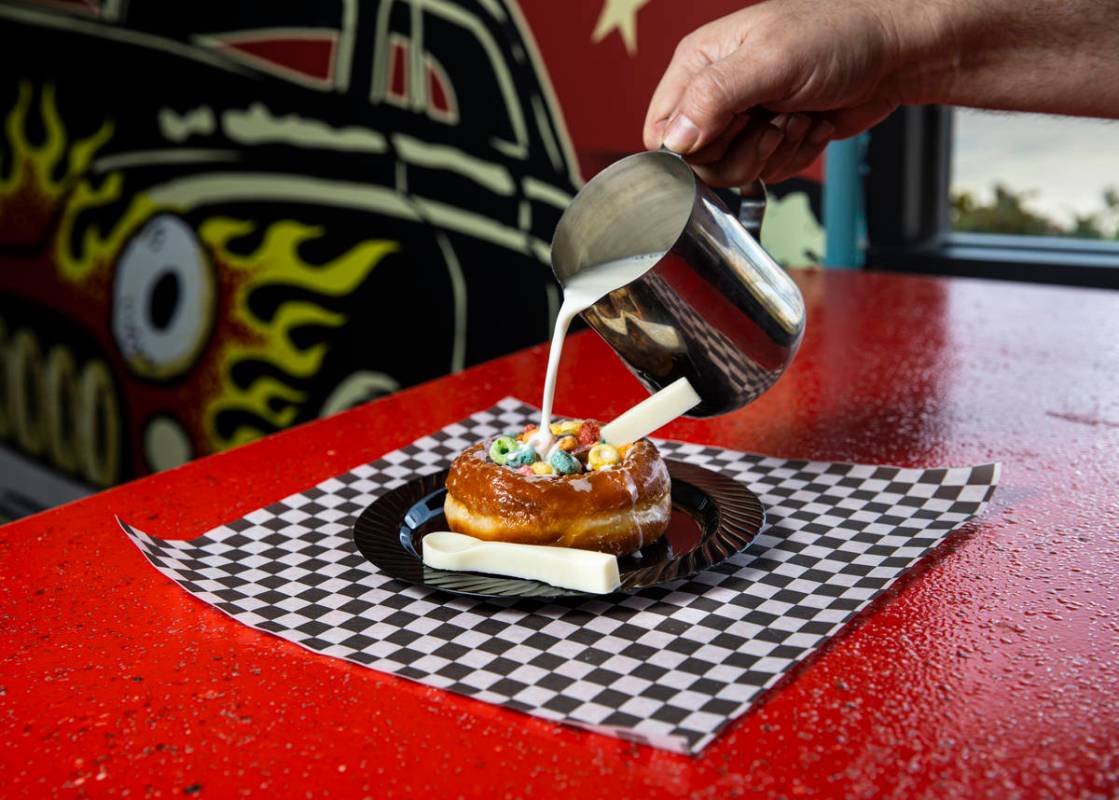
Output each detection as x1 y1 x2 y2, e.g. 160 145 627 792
865 105 1119 290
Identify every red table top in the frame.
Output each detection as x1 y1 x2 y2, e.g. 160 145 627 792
2 270 1117 799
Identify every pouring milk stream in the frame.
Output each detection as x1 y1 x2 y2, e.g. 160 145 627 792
527 252 662 454
421 252 698 594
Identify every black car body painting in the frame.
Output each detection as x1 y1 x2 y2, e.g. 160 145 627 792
0 0 581 509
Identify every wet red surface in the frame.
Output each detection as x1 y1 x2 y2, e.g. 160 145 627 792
2 270 1117 798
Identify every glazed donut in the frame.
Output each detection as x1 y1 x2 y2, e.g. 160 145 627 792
444 437 671 556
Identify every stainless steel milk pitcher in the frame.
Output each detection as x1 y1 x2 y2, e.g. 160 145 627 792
550 150 806 417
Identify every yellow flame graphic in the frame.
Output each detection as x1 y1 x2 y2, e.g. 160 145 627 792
199 218 398 448
0 81 113 251
2 81 402 456
54 176 158 284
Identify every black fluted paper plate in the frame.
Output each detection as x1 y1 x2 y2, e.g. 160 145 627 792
352 460 764 599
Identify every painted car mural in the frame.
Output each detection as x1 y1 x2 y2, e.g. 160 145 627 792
0 0 582 514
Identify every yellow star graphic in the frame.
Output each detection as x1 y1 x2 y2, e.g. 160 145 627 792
592 0 651 56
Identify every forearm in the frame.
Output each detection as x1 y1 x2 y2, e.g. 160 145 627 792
644 0 1119 185
886 0 1119 117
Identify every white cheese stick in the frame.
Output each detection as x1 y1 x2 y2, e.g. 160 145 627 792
601 377 701 445
422 531 621 594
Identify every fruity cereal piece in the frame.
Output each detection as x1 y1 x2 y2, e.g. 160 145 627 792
549 449 581 475
577 421 600 446
489 436 518 465
588 443 621 470
507 445 538 467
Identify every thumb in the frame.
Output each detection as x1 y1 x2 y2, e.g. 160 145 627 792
662 50 787 155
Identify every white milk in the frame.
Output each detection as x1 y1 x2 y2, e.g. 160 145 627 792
528 253 660 453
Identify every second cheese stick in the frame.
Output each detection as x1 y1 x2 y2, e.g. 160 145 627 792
422 531 621 594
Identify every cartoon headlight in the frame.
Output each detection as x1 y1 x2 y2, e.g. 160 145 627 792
112 214 215 380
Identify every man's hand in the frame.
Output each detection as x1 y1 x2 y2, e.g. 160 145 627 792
644 1 904 186
645 0 1119 188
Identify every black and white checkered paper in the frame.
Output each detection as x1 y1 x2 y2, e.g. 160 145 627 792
118 399 999 754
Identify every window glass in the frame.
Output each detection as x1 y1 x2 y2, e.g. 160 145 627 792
387 35 409 104
372 0 411 106
425 54 457 123
35 0 103 15
210 32 338 87
951 109 1119 239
